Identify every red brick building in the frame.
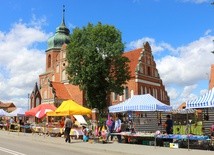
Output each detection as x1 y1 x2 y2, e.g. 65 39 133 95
209 64 214 89
110 42 169 106
30 14 169 109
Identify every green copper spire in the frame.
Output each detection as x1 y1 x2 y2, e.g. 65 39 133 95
47 5 70 50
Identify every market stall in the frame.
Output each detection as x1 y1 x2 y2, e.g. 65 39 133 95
109 94 172 113
108 94 172 145
46 100 91 139
25 104 56 118
185 87 214 150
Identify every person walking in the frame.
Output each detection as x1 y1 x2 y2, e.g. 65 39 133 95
64 115 73 143
105 115 114 142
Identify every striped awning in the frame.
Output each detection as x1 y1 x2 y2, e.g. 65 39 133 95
186 87 214 109
108 94 172 113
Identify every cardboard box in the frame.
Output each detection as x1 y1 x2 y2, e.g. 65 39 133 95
170 143 179 149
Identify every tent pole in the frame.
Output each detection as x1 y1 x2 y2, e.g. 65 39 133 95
155 111 158 148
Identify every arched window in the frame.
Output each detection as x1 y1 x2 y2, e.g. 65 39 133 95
145 87 147 94
141 86 143 94
62 70 66 81
153 88 155 96
112 92 117 101
148 88 151 94
48 54 51 68
130 90 134 97
155 89 158 98
139 64 143 73
52 75 55 81
125 87 129 99
43 90 47 99
56 64 59 73
119 95 123 101
160 90 162 100
155 70 158 77
36 97 40 107
147 66 151 76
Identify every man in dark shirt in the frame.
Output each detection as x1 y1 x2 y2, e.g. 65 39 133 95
64 115 72 143
165 115 173 134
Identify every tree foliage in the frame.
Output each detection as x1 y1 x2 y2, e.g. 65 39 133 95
66 22 130 111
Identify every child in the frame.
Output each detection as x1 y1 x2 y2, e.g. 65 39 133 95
82 125 89 142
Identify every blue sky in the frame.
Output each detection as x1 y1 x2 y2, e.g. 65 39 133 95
0 0 214 109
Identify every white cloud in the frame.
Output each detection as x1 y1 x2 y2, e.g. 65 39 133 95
167 87 180 100
204 29 212 36
158 35 214 86
127 37 177 54
0 19 50 109
128 34 214 108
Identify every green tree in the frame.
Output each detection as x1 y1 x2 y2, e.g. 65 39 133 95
66 22 130 111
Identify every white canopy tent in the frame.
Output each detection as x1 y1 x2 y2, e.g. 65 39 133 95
0 109 9 117
108 94 172 113
7 108 26 117
73 115 87 125
186 87 214 109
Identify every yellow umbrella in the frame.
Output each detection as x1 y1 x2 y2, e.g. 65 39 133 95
47 100 92 116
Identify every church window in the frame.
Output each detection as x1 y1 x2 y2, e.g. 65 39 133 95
160 90 162 100
141 86 143 94
147 66 151 76
145 87 147 94
44 91 47 99
125 87 129 99
56 65 59 73
112 92 117 101
148 87 151 94
140 64 143 73
152 88 155 97
62 70 66 81
48 55 51 68
130 90 134 97
155 70 158 77
155 89 158 98
119 95 123 101
36 97 40 107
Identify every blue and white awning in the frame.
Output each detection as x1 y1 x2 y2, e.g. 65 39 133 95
186 87 214 109
108 94 172 113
